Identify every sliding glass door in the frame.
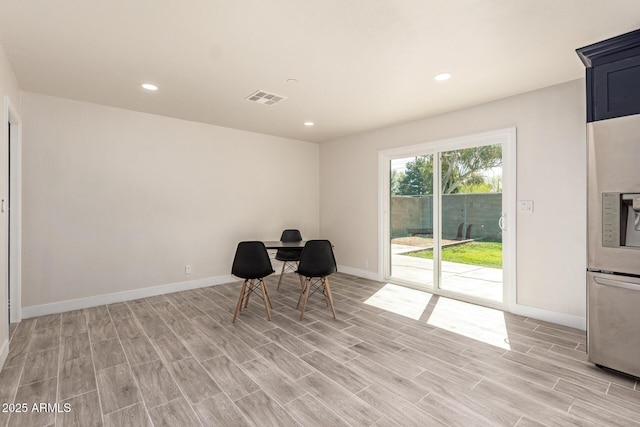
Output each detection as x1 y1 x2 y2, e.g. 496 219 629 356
389 155 435 286
437 145 503 303
382 129 514 308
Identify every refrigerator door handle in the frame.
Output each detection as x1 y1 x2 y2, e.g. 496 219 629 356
594 276 640 291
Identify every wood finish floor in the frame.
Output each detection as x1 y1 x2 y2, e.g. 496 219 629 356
1 272 639 426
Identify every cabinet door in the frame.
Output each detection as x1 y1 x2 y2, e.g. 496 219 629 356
593 55 640 121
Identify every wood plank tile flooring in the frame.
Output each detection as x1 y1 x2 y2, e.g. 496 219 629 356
2 272 639 426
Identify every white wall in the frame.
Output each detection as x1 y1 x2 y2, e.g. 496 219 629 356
21 92 319 313
320 79 587 322
15 78 589 328
0 41 21 366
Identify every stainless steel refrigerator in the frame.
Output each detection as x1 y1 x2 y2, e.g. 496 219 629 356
587 114 640 378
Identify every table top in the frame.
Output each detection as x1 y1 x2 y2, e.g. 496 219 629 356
263 240 306 250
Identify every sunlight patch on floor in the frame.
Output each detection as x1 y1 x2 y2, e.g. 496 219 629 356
363 283 432 320
427 297 511 350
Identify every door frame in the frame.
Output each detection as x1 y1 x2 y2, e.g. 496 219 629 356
378 128 517 310
4 95 22 327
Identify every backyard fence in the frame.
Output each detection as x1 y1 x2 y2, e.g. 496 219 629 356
391 193 502 241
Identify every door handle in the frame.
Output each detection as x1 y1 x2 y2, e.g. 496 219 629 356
594 276 640 291
498 214 506 231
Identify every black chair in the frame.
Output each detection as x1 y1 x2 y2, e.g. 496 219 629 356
275 229 303 290
231 241 275 322
295 240 337 320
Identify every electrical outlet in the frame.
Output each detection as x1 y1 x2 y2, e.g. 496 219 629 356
185 265 192 274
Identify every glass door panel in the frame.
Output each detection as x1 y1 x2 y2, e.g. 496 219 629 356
438 145 503 302
389 155 434 287
383 129 513 309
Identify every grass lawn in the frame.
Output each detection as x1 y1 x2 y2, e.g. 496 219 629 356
407 241 502 268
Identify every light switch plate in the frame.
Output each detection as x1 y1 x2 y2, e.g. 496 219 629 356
519 200 533 213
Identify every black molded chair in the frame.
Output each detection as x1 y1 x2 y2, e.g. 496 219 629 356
295 240 337 320
275 229 303 290
231 241 275 322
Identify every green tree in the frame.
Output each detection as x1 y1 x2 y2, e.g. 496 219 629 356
440 145 502 194
487 175 502 193
458 181 493 193
392 145 502 195
390 169 404 194
396 155 433 195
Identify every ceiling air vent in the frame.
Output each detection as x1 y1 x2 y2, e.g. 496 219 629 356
245 90 286 106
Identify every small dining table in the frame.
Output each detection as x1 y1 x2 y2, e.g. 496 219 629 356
263 240 306 290
262 240 307 250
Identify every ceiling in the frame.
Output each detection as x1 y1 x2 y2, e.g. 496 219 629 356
1 1 639 143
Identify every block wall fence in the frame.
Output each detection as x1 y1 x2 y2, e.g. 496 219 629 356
391 193 502 241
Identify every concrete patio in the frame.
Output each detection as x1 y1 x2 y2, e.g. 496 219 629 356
391 252 503 302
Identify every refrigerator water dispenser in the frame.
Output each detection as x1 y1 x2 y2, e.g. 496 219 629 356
603 192 640 248
622 194 640 247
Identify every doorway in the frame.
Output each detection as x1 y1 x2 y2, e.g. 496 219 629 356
6 120 10 330
4 96 21 333
380 129 516 309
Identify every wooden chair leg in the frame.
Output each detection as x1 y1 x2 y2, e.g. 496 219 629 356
259 279 272 321
233 281 247 323
243 279 254 308
299 280 312 320
276 262 287 290
323 277 337 319
264 280 273 309
296 278 307 309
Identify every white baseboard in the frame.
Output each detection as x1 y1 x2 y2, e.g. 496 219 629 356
21 275 236 319
0 338 8 369
512 302 586 331
339 266 586 331
19 268 587 332
338 265 382 282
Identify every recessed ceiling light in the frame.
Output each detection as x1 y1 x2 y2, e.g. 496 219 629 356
434 73 451 81
304 121 314 126
142 83 158 91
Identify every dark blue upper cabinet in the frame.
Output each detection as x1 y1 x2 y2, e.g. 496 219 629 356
576 29 640 123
